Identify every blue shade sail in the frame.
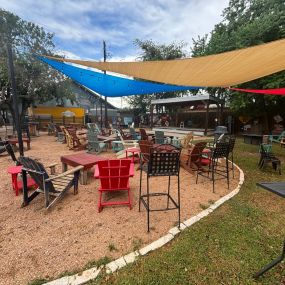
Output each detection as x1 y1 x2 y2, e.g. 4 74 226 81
38 56 200 97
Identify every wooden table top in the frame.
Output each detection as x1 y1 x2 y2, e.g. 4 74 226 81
242 133 263 137
97 134 117 141
8 137 30 143
61 153 106 169
257 182 285 198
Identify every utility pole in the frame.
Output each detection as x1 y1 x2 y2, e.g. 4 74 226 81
7 42 24 156
103 40 108 128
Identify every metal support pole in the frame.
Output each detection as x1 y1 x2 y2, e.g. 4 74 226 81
100 97 103 129
103 41 108 128
7 42 24 156
205 100 210 136
150 104 154 128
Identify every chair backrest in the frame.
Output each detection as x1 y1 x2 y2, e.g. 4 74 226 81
139 129 148 140
139 140 153 161
212 142 230 159
260 143 273 157
0 140 6 154
18 156 55 192
129 127 138 140
94 123 101 133
87 129 99 142
189 142 207 163
216 133 226 143
262 135 270 144
181 132 194 148
68 129 79 140
227 136 236 153
0 141 19 164
87 123 96 133
98 159 131 190
115 129 124 142
54 124 62 133
5 143 19 165
60 126 68 135
148 144 180 176
155 131 165 144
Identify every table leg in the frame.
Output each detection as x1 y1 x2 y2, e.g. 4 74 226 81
80 169 88 185
11 173 19 196
27 141 31 150
62 162 68 172
131 152 134 163
22 169 29 207
254 239 285 278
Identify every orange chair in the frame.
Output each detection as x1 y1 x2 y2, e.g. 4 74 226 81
97 159 132 212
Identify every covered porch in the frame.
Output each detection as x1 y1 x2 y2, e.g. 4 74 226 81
150 95 224 136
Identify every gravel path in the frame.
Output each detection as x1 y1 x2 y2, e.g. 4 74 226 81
0 134 239 285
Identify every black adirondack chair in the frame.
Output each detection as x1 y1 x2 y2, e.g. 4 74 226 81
18 157 83 209
0 139 19 165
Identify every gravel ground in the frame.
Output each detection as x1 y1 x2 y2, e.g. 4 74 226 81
0 134 239 285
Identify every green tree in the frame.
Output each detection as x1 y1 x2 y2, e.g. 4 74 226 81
126 39 188 114
191 0 285 131
0 9 76 124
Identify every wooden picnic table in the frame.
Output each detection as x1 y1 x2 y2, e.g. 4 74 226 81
8 137 31 150
61 153 106 184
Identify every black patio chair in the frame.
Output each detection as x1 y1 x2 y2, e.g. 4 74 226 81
18 156 83 209
225 136 236 177
196 141 230 193
139 144 181 232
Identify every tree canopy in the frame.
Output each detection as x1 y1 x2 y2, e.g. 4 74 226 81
126 39 188 114
191 0 285 123
0 9 76 123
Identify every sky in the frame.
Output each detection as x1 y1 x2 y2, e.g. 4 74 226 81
0 0 229 107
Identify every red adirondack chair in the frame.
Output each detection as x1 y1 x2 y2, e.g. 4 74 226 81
97 159 132 212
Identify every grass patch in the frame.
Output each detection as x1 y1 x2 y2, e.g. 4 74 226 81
88 138 285 285
199 203 209 210
85 256 112 270
108 243 117 252
132 237 143 251
57 269 81 278
28 279 48 285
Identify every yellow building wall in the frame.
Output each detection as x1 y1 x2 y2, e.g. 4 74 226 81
33 106 85 118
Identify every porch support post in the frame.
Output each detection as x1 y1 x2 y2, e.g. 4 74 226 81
205 100 210 136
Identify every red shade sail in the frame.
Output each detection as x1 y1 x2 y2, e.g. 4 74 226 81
229 87 285 96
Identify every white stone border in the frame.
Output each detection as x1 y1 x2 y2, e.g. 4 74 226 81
44 162 244 285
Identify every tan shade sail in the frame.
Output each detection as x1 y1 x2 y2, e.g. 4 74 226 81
47 38 285 87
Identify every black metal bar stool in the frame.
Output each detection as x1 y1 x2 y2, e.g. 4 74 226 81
196 141 230 193
139 144 181 232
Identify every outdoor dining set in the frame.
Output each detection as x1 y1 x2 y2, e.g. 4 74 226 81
2 121 241 232
4 119 285 232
